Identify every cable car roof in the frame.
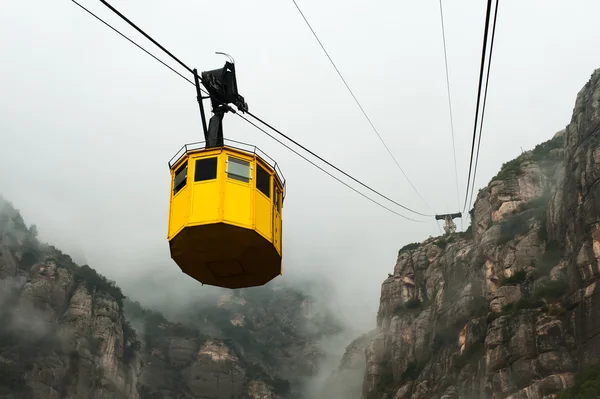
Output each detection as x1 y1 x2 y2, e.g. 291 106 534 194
168 138 286 195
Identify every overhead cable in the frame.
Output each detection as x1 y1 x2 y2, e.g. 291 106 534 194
246 111 433 217
462 0 494 213
237 113 428 223
290 0 434 213
467 0 500 212
437 0 462 227
72 0 193 85
71 0 431 222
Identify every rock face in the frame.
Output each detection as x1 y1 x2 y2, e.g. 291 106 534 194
323 68 600 399
0 196 343 399
319 330 377 399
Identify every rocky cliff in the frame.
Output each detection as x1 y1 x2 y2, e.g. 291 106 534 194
325 69 600 399
0 197 343 399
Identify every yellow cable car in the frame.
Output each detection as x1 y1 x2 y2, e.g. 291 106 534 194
167 141 285 289
166 58 285 289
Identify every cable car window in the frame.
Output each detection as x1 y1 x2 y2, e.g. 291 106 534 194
227 157 250 183
174 161 188 194
256 164 271 197
195 157 218 182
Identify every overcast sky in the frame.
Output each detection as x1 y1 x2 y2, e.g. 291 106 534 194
1 0 600 332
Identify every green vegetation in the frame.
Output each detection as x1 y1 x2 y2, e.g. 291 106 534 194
512 186 551 220
495 185 551 245
245 367 292 396
0 363 33 397
20 224 43 270
435 238 448 249
379 367 395 389
538 213 549 242
531 134 565 163
533 244 562 278
486 311 502 325
469 294 489 318
1 197 128 311
0 197 46 269
452 339 485 370
87 328 104 355
0 196 342 396
548 306 567 317
124 285 341 395
488 134 564 185
498 270 527 286
488 277 568 323
498 213 530 244
122 320 141 363
433 327 457 351
399 242 421 254
502 298 545 314
124 299 204 352
402 360 427 381
404 298 422 309
490 157 525 184
533 279 568 299
464 224 473 236
72 265 126 308
394 297 433 318
558 361 600 399
0 284 62 396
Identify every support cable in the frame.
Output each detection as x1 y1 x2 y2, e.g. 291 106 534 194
462 0 493 213
290 0 433 212
71 0 433 222
467 0 500 212
437 0 463 230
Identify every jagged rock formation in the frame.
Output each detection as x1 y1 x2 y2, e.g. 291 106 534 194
3 67 600 399
324 68 600 399
0 197 343 399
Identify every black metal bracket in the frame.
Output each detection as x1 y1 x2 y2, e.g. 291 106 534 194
435 212 462 220
193 69 209 143
193 56 248 149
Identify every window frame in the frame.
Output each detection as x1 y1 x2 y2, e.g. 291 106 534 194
173 161 188 195
226 156 251 183
255 162 271 198
194 157 218 182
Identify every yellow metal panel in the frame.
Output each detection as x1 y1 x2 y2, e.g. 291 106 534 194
254 191 272 241
223 180 252 227
273 184 283 254
190 180 220 224
167 144 285 287
274 209 282 254
218 151 227 223
169 185 191 238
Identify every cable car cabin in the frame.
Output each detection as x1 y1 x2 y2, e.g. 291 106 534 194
167 142 285 289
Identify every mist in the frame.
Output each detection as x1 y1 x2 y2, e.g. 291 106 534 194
3 0 600 396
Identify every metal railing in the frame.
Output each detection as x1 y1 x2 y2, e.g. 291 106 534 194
168 138 286 196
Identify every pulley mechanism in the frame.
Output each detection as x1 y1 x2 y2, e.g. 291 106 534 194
193 54 248 149
435 212 462 235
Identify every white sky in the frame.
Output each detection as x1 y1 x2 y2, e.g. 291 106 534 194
1 0 600 331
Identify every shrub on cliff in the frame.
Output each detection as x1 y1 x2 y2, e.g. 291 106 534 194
558 361 600 398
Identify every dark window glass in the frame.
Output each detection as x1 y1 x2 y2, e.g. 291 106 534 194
227 157 250 183
195 157 218 181
174 161 188 194
256 164 271 197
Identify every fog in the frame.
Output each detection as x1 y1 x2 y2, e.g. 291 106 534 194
2 0 600 388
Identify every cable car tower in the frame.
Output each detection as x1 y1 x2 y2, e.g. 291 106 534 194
435 212 462 235
167 55 285 289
